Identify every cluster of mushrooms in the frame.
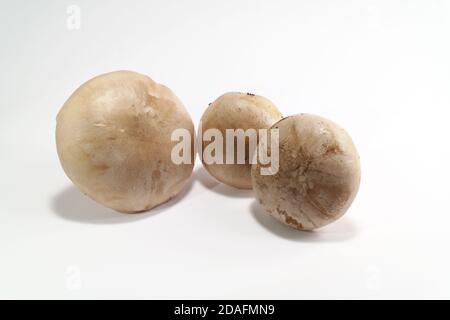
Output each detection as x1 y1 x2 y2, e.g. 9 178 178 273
56 71 360 231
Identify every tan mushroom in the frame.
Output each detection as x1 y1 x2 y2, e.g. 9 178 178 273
56 71 195 213
199 92 282 189
251 114 360 230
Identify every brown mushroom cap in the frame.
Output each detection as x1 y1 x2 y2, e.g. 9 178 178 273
199 92 282 189
56 71 195 213
251 114 360 230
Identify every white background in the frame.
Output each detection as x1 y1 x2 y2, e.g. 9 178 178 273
1 0 449 299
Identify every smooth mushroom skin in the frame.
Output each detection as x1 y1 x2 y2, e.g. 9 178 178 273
251 114 360 230
56 71 195 213
200 92 282 189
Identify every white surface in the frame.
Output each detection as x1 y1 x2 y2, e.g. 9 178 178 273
1 0 450 299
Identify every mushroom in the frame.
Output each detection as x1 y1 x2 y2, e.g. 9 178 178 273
56 71 195 213
199 92 282 189
251 114 360 230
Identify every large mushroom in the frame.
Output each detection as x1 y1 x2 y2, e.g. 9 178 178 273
56 71 195 212
199 92 282 189
251 114 360 230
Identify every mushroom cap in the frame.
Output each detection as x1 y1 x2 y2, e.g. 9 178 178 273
200 92 282 189
251 114 360 230
56 71 195 212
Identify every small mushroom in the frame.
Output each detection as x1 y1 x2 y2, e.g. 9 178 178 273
56 71 195 213
251 114 360 230
199 92 282 189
